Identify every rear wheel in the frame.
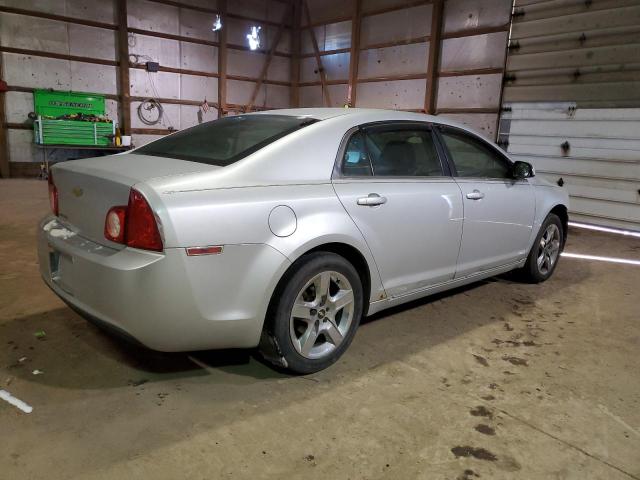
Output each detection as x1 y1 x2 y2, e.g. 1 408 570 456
260 252 363 374
518 213 563 283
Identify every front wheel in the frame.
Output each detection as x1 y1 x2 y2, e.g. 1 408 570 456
260 252 364 374
517 213 564 283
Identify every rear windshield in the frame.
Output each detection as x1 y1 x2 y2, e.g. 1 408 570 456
135 114 317 166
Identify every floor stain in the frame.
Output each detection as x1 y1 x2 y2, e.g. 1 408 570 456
474 424 496 436
457 468 481 479
473 354 489 367
451 446 497 461
470 406 493 419
502 356 528 366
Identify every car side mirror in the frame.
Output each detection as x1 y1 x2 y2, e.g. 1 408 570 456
512 161 535 179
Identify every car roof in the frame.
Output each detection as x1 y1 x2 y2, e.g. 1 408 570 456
252 107 442 122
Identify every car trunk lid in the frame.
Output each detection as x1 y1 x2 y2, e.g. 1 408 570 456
52 153 218 247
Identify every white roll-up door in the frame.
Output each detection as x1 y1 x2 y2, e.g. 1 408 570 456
499 0 640 231
500 103 640 231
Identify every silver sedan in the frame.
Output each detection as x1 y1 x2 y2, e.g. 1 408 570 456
38 108 569 373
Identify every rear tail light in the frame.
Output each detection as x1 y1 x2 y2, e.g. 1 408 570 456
103 188 163 252
104 206 127 243
48 171 59 216
126 189 163 251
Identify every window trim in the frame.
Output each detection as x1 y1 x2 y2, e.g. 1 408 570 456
434 125 517 181
333 121 452 180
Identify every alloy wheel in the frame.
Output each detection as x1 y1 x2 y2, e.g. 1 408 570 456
537 223 561 275
289 271 355 360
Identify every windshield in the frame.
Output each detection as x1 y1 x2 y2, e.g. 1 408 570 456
135 114 317 166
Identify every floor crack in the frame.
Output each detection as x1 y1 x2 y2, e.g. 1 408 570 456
499 408 639 480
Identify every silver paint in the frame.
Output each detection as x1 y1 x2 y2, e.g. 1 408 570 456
37 108 569 352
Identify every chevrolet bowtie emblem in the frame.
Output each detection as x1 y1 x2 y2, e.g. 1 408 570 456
72 187 84 198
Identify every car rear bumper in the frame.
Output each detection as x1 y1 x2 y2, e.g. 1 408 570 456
37 216 291 351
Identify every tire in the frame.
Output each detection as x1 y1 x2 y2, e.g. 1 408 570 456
517 213 564 283
260 252 364 374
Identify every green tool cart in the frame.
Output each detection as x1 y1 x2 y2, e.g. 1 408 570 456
33 90 116 146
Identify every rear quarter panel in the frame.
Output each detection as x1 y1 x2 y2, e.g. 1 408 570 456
146 183 386 304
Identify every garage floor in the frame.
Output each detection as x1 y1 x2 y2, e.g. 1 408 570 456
1 179 639 480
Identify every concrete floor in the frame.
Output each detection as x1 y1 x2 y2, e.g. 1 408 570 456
1 179 639 480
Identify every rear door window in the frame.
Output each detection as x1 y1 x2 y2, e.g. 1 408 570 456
340 125 443 177
135 114 317 166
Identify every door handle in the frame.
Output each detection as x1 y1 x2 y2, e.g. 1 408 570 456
466 190 485 200
357 193 387 206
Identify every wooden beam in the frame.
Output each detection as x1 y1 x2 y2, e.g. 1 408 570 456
217 0 228 117
362 0 432 18
0 6 117 30
130 127 176 135
424 0 443 114
117 0 131 135
347 0 362 107
361 35 430 51
299 35 430 59
439 67 504 77
302 14 352 30
290 0 302 108
300 1 433 30
7 85 120 101
442 24 510 40
144 0 291 29
436 107 500 114
130 96 205 106
131 63 292 86
299 47 351 59
128 27 292 58
246 7 292 112
360 73 428 83
299 79 348 87
128 28 218 47
0 52 9 178
0 46 118 67
5 123 31 130
303 0 332 107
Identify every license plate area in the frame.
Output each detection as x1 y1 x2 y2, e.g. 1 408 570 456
48 246 74 295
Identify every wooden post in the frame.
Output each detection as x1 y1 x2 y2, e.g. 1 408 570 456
303 0 332 107
246 7 291 112
347 0 362 107
117 0 131 135
0 49 9 178
424 0 443 114
217 0 228 117
290 0 301 108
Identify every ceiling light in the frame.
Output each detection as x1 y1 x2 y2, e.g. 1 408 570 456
212 14 222 32
247 26 261 50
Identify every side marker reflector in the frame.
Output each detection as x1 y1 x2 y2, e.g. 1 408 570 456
186 245 224 256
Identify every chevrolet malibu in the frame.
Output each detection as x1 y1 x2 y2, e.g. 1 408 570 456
38 108 568 373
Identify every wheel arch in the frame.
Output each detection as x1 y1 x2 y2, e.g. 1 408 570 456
549 204 569 250
263 240 376 337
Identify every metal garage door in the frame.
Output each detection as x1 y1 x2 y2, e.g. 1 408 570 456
498 0 640 231
500 103 640 230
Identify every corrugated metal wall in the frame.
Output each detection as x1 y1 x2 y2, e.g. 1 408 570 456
299 0 513 140
0 0 292 173
500 0 640 231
